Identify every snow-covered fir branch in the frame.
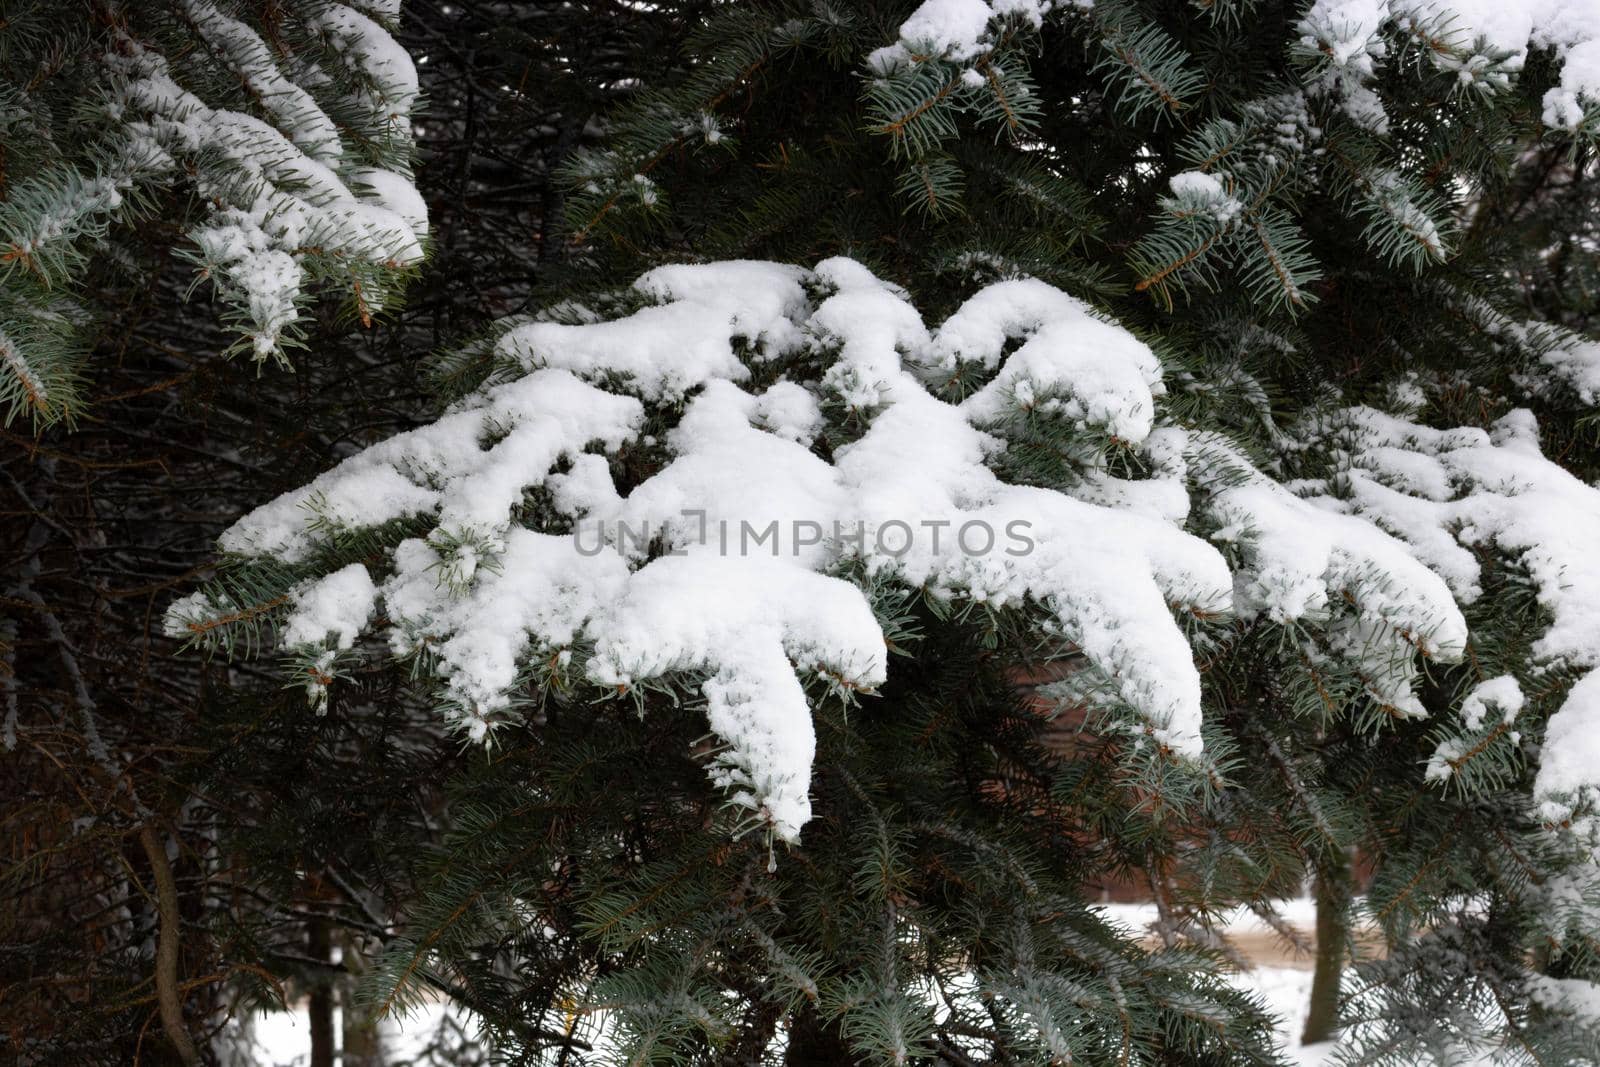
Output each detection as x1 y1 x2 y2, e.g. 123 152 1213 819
169 259 1482 847
0 0 426 427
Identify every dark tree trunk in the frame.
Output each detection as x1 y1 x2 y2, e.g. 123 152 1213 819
309 917 335 1067
342 930 384 1067
783 1003 854 1066
1302 852 1352 1045
718 995 784 1066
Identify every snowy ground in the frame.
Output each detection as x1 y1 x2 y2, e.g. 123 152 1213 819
1101 899 1336 1066
1237 967 1332 1066
244 899 1340 1065
243 1001 472 1067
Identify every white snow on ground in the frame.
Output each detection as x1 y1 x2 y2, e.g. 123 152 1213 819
1101 900 1334 1065
1235 967 1331 1066
1097 894 1318 936
241 966 1338 1065
232 999 476 1066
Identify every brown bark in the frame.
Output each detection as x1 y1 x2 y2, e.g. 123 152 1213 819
1302 852 1352 1045
138 824 198 1066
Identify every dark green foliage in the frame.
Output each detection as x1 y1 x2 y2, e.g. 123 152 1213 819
352 606 1286 1065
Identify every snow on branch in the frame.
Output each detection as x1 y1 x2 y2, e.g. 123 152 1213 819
0 1 426 426
1185 430 1468 724
1295 0 1600 131
178 261 1224 839
1310 405 1600 828
873 0 1600 134
106 0 426 360
173 260 1474 844
867 0 1056 72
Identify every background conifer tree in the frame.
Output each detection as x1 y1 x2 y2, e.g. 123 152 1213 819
3 3 700 1062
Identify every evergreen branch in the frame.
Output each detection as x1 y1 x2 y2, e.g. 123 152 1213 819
1134 230 1224 302
373 888 485 1022
569 53 771 244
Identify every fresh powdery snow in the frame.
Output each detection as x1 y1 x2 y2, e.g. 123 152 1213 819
1426 674 1526 782
281 563 378 652
1296 0 1600 129
1167 171 1246 226
176 260 1479 845
1533 331 1600 405
874 0 1600 132
867 0 1058 72
97 1 425 362
1190 431 1468 720
1308 405 1600 828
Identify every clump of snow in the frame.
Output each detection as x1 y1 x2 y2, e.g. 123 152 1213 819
1459 675 1525 733
500 262 809 399
921 277 1081 373
163 590 221 641
1306 405 1600 826
383 531 632 739
933 278 1165 442
281 564 378 651
217 368 644 561
1167 171 1245 225
588 557 886 839
1533 670 1600 826
868 0 1055 72
1535 333 1600 404
1191 432 1467 672
1424 675 1524 783
895 0 997 62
